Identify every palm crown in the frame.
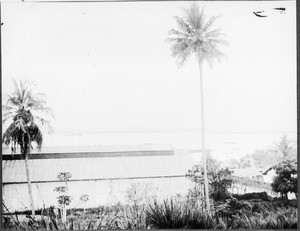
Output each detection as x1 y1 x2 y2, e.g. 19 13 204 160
2 80 53 155
167 3 228 66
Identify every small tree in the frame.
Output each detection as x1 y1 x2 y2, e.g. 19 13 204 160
54 172 72 223
2 79 54 217
126 183 152 229
210 168 233 201
275 135 297 159
80 194 89 218
271 159 297 200
186 154 232 202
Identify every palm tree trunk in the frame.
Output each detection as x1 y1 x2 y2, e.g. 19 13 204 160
24 150 35 217
197 57 210 213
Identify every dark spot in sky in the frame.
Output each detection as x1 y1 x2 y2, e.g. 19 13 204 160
253 11 267 17
254 7 286 17
274 7 286 11
273 7 286 14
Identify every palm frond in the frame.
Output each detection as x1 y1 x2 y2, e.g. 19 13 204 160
174 16 192 35
2 79 53 155
208 38 230 47
28 122 43 150
170 39 194 66
6 94 21 107
167 2 228 67
204 29 225 39
2 111 16 119
186 2 205 30
31 113 54 134
2 116 13 125
168 28 190 39
202 15 221 33
2 104 17 111
12 79 22 101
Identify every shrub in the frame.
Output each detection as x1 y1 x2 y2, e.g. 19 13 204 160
233 191 270 201
146 198 216 229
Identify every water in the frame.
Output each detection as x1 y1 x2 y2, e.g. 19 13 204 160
42 131 297 161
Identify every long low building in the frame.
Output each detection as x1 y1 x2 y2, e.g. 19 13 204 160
2 145 196 212
2 145 281 212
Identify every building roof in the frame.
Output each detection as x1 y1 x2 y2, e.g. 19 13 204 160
3 148 195 184
2 144 174 160
231 168 265 178
2 144 173 154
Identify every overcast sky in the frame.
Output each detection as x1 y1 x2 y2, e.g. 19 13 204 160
2 1 297 134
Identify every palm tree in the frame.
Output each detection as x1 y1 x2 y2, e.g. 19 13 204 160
167 3 228 213
2 79 54 216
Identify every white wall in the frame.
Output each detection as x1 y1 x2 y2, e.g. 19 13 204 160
3 177 194 212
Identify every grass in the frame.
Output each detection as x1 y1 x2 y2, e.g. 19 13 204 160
3 197 298 230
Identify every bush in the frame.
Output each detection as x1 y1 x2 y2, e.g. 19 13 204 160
146 198 216 229
233 191 270 201
211 190 232 202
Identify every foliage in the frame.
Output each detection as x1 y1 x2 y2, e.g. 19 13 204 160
210 168 233 201
57 195 72 207
80 194 89 203
57 172 72 183
223 135 297 170
3 198 298 230
271 159 297 199
186 154 232 202
54 186 68 194
146 198 216 229
55 172 73 210
2 79 54 156
214 197 252 218
167 2 228 66
275 135 297 159
233 191 270 201
125 183 153 229
186 152 221 184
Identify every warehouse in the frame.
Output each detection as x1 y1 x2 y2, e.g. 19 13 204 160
2 145 195 212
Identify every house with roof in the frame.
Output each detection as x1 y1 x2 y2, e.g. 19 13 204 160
2 144 196 212
228 167 278 196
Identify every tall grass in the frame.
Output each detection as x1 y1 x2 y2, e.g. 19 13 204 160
146 198 215 229
3 197 298 230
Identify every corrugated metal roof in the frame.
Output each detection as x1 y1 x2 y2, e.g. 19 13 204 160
3 151 195 184
2 144 173 155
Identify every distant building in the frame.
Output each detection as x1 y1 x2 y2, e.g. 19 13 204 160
231 167 265 181
262 167 277 183
230 167 278 197
2 145 195 212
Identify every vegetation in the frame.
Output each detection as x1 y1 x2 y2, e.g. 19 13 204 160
223 135 297 170
2 79 54 217
3 195 297 230
271 159 297 200
54 172 73 224
167 2 228 213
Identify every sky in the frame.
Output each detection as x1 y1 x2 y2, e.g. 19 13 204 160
1 1 297 135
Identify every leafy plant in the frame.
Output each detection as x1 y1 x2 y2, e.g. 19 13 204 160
271 159 297 200
54 171 72 224
147 198 216 229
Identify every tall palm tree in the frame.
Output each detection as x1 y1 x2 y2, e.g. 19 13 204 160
167 3 228 213
2 79 53 216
